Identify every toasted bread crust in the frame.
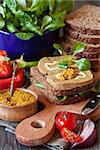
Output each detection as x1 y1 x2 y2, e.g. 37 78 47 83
38 56 65 75
64 29 100 44
61 40 100 60
65 5 100 35
31 67 95 104
61 37 100 52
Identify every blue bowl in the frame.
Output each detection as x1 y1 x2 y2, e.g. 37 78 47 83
0 30 59 61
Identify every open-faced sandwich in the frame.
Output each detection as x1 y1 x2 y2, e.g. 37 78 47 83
30 43 97 105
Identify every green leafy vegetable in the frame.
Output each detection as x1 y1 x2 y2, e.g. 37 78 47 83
41 15 52 30
0 16 5 29
15 32 34 40
91 80 100 93
58 64 68 69
53 42 91 71
73 42 85 56
16 55 38 68
35 82 45 89
48 0 55 14
44 11 65 31
16 0 26 9
0 0 74 40
7 22 18 33
57 96 68 101
0 5 5 18
53 43 65 55
5 0 17 14
76 58 91 71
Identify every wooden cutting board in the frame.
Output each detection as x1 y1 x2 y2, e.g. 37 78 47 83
16 84 100 147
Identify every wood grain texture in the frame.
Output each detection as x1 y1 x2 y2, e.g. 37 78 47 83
0 89 38 122
0 121 100 150
0 0 99 149
16 86 100 147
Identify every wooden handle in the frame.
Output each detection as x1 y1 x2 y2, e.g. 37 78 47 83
16 97 90 146
16 106 56 146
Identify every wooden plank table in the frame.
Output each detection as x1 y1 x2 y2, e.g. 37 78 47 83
0 120 99 150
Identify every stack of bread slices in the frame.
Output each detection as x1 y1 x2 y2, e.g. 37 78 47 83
61 4 100 71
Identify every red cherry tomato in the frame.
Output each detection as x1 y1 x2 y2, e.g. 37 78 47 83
0 50 7 56
61 127 82 144
55 112 77 132
0 61 12 78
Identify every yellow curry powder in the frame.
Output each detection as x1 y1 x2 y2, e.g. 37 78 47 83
56 68 79 81
0 90 36 106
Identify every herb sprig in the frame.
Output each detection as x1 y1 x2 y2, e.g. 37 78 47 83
53 42 91 71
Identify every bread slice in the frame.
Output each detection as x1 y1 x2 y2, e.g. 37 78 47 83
76 52 99 59
65 5 100 35
38 56 66 75
61 38 100 53
30 67 95 105
46 70 93 90
90 58 100 71
65 29 100 44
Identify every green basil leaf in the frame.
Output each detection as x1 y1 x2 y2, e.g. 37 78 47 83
76 58 91 71
35 82 45 89
0 5 5 18
73 42 85 55
15 32 34 40
57 96 68 101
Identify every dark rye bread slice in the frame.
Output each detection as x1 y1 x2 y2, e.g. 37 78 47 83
61 37 100 53
90 58 100 71
61 41 99 60
76 52 99 60
64 29 100 44
30 67 95 105
65 5 100 35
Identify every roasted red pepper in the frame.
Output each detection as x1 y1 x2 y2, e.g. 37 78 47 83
0 68 25 90
0 61 12 78
61 127 82 144
55 112 77 132
0 50 7 56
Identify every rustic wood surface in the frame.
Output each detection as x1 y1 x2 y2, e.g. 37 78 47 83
0 121 99 150
0 0 99 150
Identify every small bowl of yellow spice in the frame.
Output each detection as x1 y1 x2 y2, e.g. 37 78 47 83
0 88 38 122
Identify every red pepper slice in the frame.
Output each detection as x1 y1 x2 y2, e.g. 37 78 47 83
0 68 25 90
0 61 12 78
61 127 83 144
0 50 7 56
55 112 77 132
